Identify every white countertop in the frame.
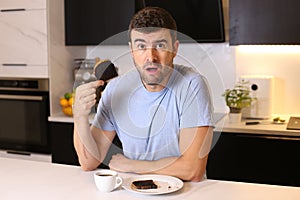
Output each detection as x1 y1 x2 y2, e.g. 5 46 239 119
48 113 300 137
0 157 299 200
220 115 300 137
48 113 95 124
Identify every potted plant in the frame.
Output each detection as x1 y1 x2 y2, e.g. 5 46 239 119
223 80 253 122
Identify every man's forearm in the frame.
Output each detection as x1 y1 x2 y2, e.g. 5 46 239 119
109 154 206 181
73 116 101 170
109 154 177 174
130 157 178 174
134 156 206 181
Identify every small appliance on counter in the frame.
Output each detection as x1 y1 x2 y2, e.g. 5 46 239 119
239 75 275 119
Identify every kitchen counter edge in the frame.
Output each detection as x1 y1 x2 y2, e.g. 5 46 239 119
48 113 95 124
48 113 300 137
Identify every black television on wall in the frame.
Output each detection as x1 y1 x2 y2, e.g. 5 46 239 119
65 0 225 45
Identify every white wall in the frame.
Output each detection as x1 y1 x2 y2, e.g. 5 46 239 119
86 44 300 117
235 46 300 115
86 43 235 113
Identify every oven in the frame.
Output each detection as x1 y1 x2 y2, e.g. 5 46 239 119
0 78 50 155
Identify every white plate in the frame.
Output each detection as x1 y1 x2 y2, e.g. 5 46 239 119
122 174 184 195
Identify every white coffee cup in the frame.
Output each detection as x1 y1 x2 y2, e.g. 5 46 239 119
94 169 123 192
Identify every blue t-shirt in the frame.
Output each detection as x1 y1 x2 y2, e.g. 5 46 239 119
92 64 214 160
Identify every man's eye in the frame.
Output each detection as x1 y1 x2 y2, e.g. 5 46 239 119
137 44 146 50
156 43 166 49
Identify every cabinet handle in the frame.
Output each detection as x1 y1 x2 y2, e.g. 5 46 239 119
6 150 31 156
1 9 26 12
0 94 43 101
2 64 27 67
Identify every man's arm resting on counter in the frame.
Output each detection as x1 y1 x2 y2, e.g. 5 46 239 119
73 118 116 171
109 126 213 182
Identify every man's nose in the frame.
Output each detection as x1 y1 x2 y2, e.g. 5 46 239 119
146 47 157 62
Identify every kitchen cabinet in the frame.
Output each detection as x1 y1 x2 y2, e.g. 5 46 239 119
207 132 300 187
229 0 300 45
50 122 79 166
0 9 47 65
65 0 225 45
0 0 48 77
65 0 135 45
50 122 123 168
0 0 86 113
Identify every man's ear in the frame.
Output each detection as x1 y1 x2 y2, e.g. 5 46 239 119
129 41 134 56
172 40 179 57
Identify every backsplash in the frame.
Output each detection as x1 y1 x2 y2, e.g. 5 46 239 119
236 46 300 115
86 42 235 113
86 44 300 116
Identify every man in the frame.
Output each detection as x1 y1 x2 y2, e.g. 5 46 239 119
73 7 214 182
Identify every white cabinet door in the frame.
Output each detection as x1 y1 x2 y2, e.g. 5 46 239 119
0 0 48 78
0 9 48 66
0 0 46 10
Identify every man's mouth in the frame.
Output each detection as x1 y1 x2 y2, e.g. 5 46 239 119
146 67 158 73
144 63 161 74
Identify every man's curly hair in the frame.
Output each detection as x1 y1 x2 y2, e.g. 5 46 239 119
128 7 177 42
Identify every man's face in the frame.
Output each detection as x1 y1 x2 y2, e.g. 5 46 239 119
130 28 179 91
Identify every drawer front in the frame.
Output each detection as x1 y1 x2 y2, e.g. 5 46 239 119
0 66 48 78
0 0 46 10
0 9 48 66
